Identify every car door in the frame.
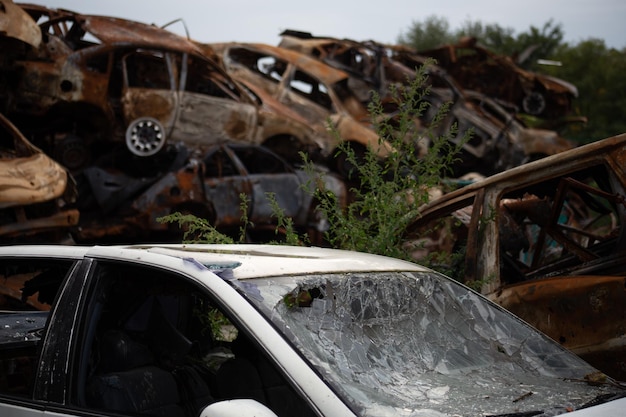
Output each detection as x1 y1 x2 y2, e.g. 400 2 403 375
228 145 303 224
0 254 84 417
203 146 253 228
64 255 319 417
278 67 334 126
120 49 179 138
171 53 258 145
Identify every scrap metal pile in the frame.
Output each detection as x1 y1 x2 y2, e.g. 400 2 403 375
1 1 580 244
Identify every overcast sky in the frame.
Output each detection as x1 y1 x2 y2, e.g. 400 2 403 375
25 0 626 50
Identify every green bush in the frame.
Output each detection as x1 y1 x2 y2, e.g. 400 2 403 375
160 62 468 266
304 62 469 260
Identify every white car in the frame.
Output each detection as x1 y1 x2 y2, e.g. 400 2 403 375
0 244 624 417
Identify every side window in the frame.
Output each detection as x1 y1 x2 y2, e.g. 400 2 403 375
0 258 75 398
184 55 240 100
75 262 314 417
290 70 332 110
257 56 287 82
124 50 171 89
229 48 287 83
204 148 239 177
84 52 110 74
231 146 288 175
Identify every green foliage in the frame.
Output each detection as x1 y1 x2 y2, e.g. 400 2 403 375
398 16 564 69
513 20 564 69
397 15 455 50
238 193 250 243
158 192 307 245
266 192 308 246
306 62 469 260
465 274 496 293
455 20 518 55
156 212 234 244
424 245 466 281
547 39 626 142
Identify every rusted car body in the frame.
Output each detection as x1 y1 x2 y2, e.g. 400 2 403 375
278 31 574 176
0 112 78 241
417 37 581 125
404 133 626 380
1 5 325 171
208 42 392 177
74 142 346 243
0 0 40 48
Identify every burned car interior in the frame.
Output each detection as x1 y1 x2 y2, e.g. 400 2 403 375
0 258 74 396
499 163 626 282
409 160 626 285
0 256 316 417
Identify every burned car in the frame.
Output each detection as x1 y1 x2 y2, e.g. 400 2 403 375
208 42 393 177
278 30 574 176
74 142 345 243
0 112 78 242
417 37 582 125
404 133 626 380
0 244 625 417
1 5 325 171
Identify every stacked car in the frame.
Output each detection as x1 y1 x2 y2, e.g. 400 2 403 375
1 1 581 244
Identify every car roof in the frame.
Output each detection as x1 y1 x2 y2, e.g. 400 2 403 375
0 244 427 279
212 42 351 86
67 14 205 54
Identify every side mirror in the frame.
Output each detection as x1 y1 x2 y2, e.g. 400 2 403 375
199 399 279 417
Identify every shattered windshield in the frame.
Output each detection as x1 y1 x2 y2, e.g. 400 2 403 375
249 271 620 416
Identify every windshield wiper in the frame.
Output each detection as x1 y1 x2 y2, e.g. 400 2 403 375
578 392 626 410
487 392 626 417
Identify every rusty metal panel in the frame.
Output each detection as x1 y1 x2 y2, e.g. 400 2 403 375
0 207 79 237
172 93 258 143
491 275 626 380
122 89 178 130
79 15 204 55
0 0 41 48
417 38 579 121
0 153 68 206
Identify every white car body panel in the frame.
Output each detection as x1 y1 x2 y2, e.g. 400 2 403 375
0 244 623 417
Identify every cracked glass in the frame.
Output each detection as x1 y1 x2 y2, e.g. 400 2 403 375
248 270 620 416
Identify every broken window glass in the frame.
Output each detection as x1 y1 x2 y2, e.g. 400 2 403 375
0 258 76 398
248 271 620 416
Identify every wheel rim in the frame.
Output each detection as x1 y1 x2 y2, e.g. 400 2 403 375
522 92 546 115
125 117 166 157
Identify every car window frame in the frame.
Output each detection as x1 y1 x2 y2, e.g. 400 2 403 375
65 257 321 417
